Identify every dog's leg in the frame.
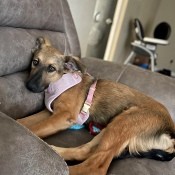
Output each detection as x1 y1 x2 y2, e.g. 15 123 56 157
69 122 121 175
69 107 175 175
17 109 51 127
27 111 76 138
51 129 106 161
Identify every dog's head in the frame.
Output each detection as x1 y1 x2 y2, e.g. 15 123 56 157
26 37 86 93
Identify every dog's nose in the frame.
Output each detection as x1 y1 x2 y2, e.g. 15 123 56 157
26 82 41 93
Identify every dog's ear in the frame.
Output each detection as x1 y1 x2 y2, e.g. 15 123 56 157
63 56 86 73
32 37 51 53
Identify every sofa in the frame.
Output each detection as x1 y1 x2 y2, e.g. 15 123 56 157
0 0 175 175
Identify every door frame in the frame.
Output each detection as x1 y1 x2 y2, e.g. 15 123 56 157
104 0 128 61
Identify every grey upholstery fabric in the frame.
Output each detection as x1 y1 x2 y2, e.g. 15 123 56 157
0 28 68 76
0 71 44 119
0 0 175 174
118 65 175 122
0 0 64 30
82 57 126 80
0 0 80 76
0 112 68 175
108 157 175 175
0 0 80 56
45 128 93 148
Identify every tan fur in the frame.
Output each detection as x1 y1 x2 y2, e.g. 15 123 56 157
128 134 175 154
17 37 175 175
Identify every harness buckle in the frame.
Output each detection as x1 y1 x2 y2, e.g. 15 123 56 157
82 103 91 114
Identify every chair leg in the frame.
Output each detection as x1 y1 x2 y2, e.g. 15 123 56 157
150 54 155 72
124 51 135 65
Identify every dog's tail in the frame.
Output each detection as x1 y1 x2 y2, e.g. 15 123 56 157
126 129 175 161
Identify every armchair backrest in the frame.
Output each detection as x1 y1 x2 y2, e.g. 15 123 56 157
0 0 80 76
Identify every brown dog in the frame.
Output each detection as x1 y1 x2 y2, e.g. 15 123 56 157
18 37 175 175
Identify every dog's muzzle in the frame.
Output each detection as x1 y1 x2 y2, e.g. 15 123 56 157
26 81 45 93
26 69 47 93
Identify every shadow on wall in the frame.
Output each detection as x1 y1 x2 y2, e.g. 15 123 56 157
86 0 117 59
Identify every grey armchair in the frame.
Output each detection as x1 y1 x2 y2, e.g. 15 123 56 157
0 0 175 175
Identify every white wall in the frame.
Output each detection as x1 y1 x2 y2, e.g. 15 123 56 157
68 0 175 71
105 0 161 64
106 0 175 72
67 0 96 57
151 0 175 71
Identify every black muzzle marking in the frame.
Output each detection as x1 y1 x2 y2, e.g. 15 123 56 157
26 68 47 93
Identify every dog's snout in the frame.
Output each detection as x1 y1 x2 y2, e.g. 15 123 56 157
26 81 42 93
26 68 47 93
26 76 46 93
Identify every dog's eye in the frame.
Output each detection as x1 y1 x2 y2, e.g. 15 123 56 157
47 65 56 73
32 59 39 66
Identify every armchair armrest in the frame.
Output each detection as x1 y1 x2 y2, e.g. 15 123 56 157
0 112 68 175
82 57 127 81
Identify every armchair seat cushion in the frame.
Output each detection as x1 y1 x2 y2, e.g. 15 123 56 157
44 124 175 175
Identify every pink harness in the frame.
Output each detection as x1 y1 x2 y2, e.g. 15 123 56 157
45 73 96 125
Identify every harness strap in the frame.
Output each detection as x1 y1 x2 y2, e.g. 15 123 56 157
45 72 97 125
76 81 97 125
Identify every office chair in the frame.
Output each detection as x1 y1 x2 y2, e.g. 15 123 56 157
124 18 169 72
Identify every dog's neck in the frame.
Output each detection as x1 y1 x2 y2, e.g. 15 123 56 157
45 72 82 112
45 72 97 125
